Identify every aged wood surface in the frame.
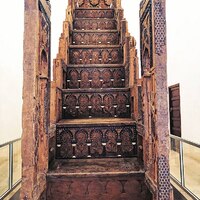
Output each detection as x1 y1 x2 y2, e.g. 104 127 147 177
47 158 151 200
22 0 171 199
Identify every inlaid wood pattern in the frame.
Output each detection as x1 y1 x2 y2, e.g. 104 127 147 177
74 0 114 9
72 31 119 45
62 90 131 119
75 9 114 18
56 124 137 158
47 173 149 200
73 19 117 30
66 67 125 89
69 47 123 64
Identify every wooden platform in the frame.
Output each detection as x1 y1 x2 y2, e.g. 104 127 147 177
47 158 150 200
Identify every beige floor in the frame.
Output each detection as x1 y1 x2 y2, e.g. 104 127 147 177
170 143 200 198
0 141 21 197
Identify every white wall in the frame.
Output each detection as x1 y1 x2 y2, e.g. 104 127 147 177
167 0 200 144
0 0 24 144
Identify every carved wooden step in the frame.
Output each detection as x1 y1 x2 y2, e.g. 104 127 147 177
65 65 125 89
75 8 114 19
72 30 119 45
47 158 148 200
69 45 123 65
73 0 114 9
73 18 117 30
56 120 137 159
62 88 131 119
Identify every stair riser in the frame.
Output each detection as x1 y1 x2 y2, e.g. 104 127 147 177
75 9 114 19
47 174 148 200
56 124 137 159
73 19 117 30
62 91 131 119
69 48 123 64
72 32 119 45
74 0 113 9
66 67 125 89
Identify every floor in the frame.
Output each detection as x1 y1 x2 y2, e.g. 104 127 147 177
170 144 200 198
0 141 21 197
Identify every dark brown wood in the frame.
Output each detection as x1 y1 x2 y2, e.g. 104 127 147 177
75 8 114 19
169 84 181 137
73 18 117 30
72 31 119 45
48 1 152 198
69 46 123 64
66 66 125 89
62 89 131 119
47 158 150 200
74 0 114 9
56 122 137 159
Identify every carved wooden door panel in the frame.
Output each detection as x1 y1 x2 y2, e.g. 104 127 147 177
169 84 181 137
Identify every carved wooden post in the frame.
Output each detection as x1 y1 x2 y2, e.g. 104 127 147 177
140 0 173 199
21 0 51 199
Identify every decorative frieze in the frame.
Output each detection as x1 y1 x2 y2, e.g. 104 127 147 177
62 89 131 118
73 19 117 30
66 67 125 89
56 124 137 158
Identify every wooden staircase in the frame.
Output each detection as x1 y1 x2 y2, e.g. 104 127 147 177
47 2 150 200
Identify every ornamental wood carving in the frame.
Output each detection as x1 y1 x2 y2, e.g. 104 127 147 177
56 125 137 159
90 130 104 156
103 94 115 117
66 67 125 89
47 174 149 200
80 70 90 88
90 94 102 117
62 90 131 119
105 130 118 154
73 19 117 30
89 0 100 6
75 130 88 158
91 70 101 88
75 9 114 18
59 130 73 158
69 48 122 64
104 0 112 6
140 0 153 75
140 0 171 198
72 32 119 45
75 0 114 8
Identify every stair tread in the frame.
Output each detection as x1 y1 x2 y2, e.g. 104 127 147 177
66 64 124 69
74 18 115 20
57 118 135 126
48 158 144 177
62 88 129 93
75 8 114 10
69 44 120 48
72 29 118 33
